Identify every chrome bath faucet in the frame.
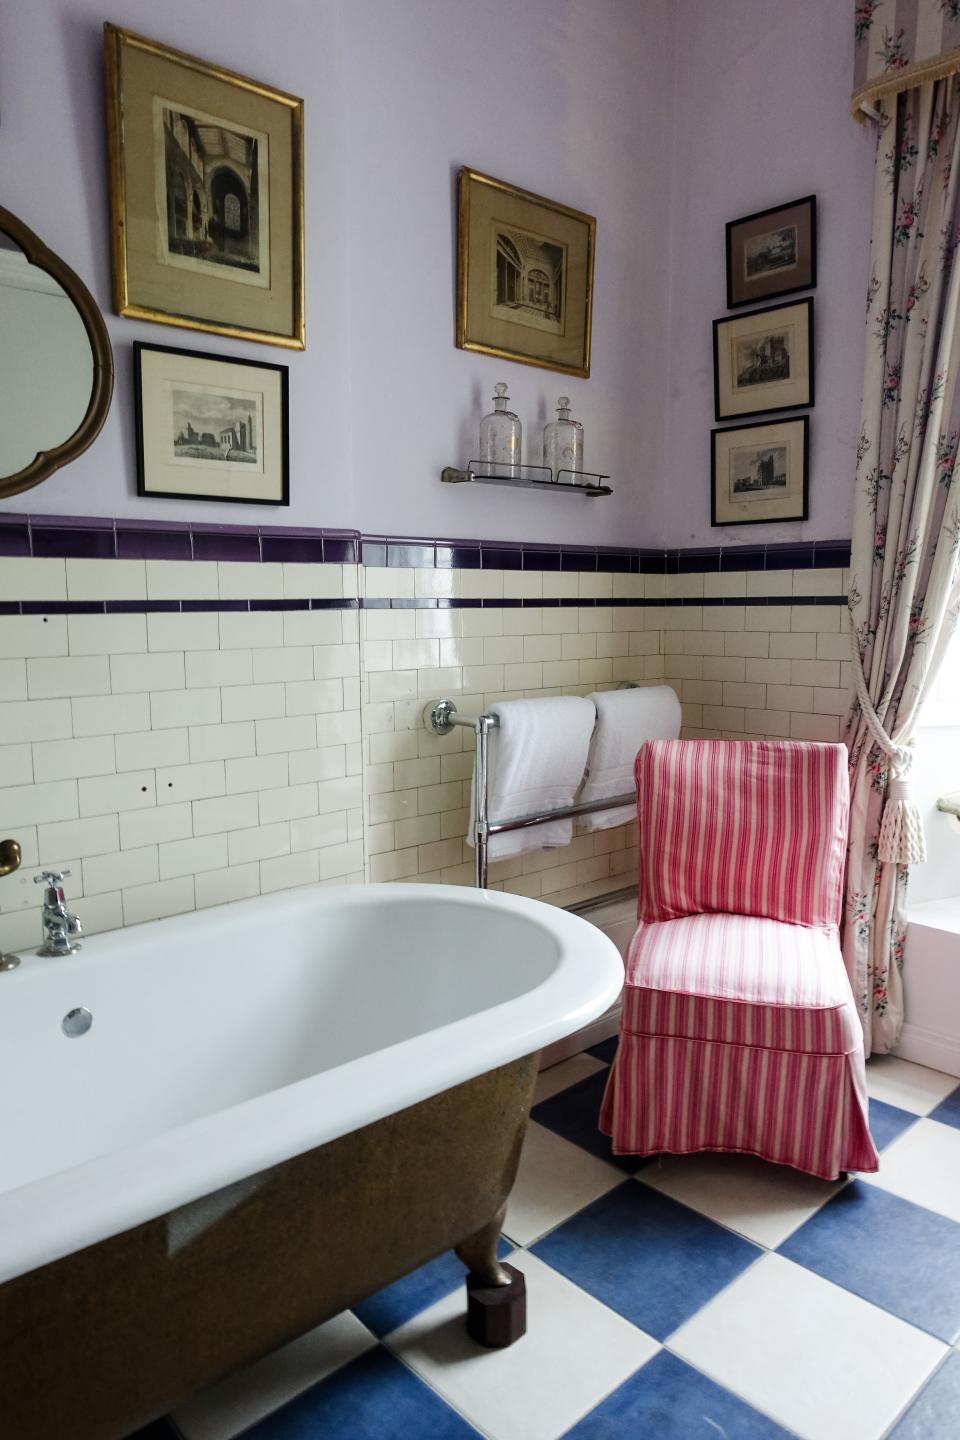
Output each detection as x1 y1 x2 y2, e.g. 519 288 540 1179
34 869 83 957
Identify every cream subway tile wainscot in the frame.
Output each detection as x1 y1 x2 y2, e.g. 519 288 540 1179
0 542 849 931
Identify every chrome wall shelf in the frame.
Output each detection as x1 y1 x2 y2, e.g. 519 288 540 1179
442 461 612 498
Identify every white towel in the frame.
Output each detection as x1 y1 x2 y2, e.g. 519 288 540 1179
467 696 596 860
578 686 681 830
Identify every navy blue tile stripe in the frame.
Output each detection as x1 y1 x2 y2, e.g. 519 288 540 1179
1 595 847 616
0 511 850 573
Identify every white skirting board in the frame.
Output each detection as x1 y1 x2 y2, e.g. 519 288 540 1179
895 1022 960 1079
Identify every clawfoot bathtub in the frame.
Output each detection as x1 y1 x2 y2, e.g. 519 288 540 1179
0 883 622 1440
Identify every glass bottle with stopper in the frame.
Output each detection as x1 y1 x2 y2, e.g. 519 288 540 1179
479 382 522 475
543 396 584 481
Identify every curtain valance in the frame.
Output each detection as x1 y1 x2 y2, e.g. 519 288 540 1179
853 2 960 117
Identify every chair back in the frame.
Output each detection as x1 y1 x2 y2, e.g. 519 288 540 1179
635 738 849 928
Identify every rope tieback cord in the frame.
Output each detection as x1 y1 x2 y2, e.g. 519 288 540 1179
848 614 927 865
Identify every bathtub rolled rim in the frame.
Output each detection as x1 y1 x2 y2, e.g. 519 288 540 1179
0 883 623 1286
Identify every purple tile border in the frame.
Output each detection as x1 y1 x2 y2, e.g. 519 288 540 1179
0 511 851 574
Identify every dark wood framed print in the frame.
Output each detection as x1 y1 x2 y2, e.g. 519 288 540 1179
457 168 596 378
105 25 305 349
711 415 809 527
713 298 813 422
134 342 289 506
726 195 816 309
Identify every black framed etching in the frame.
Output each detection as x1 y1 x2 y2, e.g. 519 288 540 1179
134 341 289 505
725 195 816 310
711 416 809 527
713 298 813 422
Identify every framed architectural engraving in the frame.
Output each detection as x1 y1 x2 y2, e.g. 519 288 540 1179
713 298 814 422
711 416 809 527
456 168 596 378
134 342 289 505
105 25 304 348
726 195 816 309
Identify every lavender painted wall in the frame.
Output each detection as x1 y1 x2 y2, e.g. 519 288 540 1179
0 0 674 548
659 0 876 548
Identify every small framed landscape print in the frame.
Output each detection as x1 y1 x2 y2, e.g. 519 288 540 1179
711 416 809 527
457 168 596 378
726 195 816 309
713 298 813 422
105 25 304 349
134 342 289 505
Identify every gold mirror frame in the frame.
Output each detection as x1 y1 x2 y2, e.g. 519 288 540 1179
0 206 114 500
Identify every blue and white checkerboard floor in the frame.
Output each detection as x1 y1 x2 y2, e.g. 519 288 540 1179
132 1047 960 1440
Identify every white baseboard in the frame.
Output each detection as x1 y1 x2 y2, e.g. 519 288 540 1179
895 1021 960 1079
539 1003 621 1071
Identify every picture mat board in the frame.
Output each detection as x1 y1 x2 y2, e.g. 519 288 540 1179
711 415 809 526
458 170 594 377
713 298 813 422
107 28 302 346
136 344 287 504
726 195 816 309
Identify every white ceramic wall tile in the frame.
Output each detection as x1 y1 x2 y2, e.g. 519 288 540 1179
28 655 111 699
225 753 288 794
66 559 145 601
37 815 119 862
83 846 159 896
78 769 156 818
147 613 220 652
192 793 260 837
122 875 195 925
0 614 68 658
195 862 261 912
72 693 151 737
145 561 218 600
218 562 283 601
0 779 77 827
185 650 253 688
0 698 73 744
111 652 185 694
119 804 193 851
156 761 226 805
159 834 229 880
115 729 189 772
0 658 27 701
67 613 147 655
0 742 34 786
33 735 115 783
188 722 255 763
281 563 344 599
0 557 66 601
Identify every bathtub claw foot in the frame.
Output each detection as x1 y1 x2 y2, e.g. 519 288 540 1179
464 1263 527 1348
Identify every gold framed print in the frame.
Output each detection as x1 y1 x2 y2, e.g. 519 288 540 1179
134 342 289 506
456 168 595 378
711 416 809 527
105 25 304 349
713 298 813 422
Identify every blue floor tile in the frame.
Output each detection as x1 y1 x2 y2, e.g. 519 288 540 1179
531 1069 649 1173
869 1097 918 1151
928 1083 960 1131
586 1036 618 1064
240 1346 479 1439
889 1350 960 1438
353 1237 510 1337
563 1349 793 1439
532 1181 760 1340
780 1181 960 1342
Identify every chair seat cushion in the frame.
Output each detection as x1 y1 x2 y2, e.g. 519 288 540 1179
622 912 861 1056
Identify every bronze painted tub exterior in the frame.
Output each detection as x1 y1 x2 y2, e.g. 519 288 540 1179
0 1053 538 1440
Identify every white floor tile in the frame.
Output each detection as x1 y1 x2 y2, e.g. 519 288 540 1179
639 1152 843 1249
386 1249 658 1440
533 1052 607 1105
669 1253 945 1440
863 1118 960 1224
502 1121 624 1246
171 1312 377 1440
865 1055 958 1115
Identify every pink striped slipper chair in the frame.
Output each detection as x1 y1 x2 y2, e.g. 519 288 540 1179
599 739 879 1180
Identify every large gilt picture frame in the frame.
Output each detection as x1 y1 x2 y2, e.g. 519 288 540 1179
105 25 304 349
457 168 595 378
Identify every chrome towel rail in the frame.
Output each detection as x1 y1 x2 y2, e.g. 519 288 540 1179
424 698 634 889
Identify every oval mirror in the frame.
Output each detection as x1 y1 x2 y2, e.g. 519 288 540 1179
0 207 114 499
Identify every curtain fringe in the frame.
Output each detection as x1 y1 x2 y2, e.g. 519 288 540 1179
851 48 960 122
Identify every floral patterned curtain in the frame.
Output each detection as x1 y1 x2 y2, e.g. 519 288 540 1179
846 75 960 1055
853 3 960 118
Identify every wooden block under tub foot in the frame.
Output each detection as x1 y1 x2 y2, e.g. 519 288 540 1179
465 1262 526 1348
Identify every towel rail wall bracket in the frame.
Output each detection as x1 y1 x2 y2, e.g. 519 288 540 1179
423 698 635 890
